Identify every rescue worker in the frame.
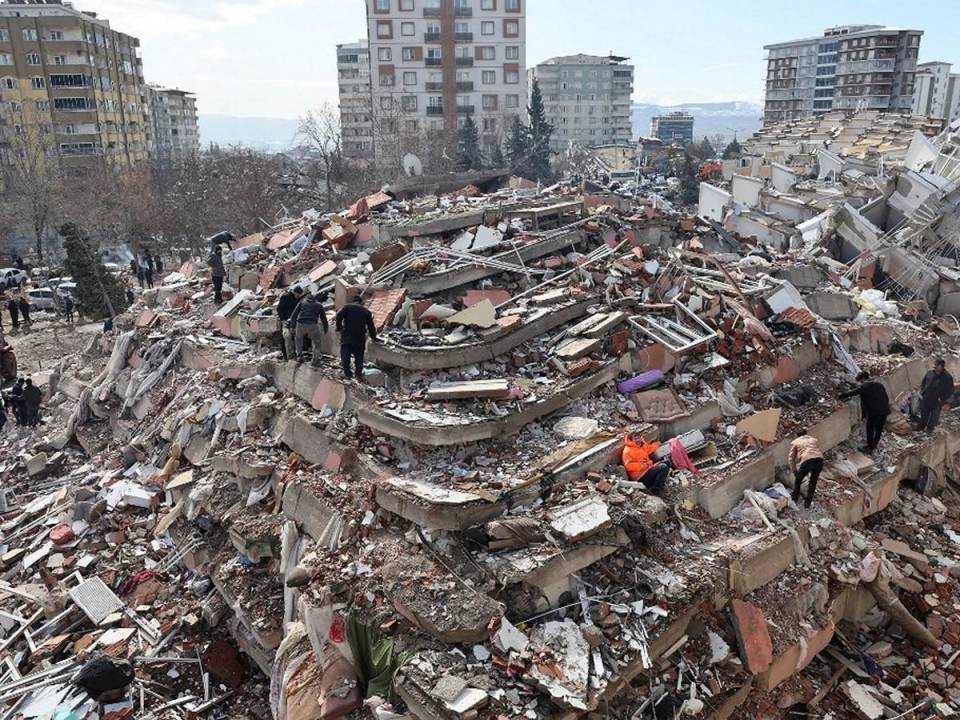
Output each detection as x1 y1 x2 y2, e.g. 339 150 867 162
143 261 154 289
839 369 890 453
789 429 824 508
335 295 377 381
621 434 670 493
64 295 75 324
208 245 226 304
8 377 24 425
18 296 30 325
917 358 954 433
290 292 329 367
6 297 17 329
276 287 304 361
22 378 41 427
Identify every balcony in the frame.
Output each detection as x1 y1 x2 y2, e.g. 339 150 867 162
426 105 444 116
454 7 472 16
455 32 473 42
426 81 443 91
455 57 473 67
424 31 441 42
456 81 474 92
423 6 440 16
425 57 442 66
456 104 475 114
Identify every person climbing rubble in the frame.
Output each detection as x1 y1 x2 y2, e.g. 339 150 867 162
208 244 226 305
916 358 954 433
335 294 377 382
789 429 823 509
621 434 670 493
839 369 890 453
290 291 329 367
276 286 304 360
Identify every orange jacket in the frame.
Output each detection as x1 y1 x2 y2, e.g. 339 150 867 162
622 435 661 481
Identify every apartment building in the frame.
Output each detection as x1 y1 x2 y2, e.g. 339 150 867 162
364 0 527 159
0 0 149 166
913 61 960 123
337 40 374 162
144 84 199 165
763 25 922 124
530 53 633 152
650 112 694 146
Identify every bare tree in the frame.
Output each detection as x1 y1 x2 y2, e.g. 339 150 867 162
298 103 343 212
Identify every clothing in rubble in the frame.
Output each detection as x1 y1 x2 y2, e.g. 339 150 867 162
335 298 377 380
839 372 890 452
789 433 823 508
208 247 226 304
775 384 817 408
918 362 954 432
290 293 329 368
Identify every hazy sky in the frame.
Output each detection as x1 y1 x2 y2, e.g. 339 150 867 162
78 0 960 119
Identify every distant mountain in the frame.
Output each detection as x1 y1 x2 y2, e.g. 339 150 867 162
198 115 300 152
633 101 763 143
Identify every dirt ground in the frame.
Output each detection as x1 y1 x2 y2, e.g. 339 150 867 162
3 313 101 376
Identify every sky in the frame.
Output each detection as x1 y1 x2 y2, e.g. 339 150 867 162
76 0 960 119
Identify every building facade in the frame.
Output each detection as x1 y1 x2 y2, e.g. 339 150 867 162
763 25 922 124
650 112 694 146
530 53 633 152
364 0 527 161
337 40 374 162
0 0 149 167
913 61 960 123
143 85 199 165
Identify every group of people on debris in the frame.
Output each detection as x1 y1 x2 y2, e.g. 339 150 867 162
2 295 33 330
621 358 956 510
130 248 163 290
0 377 42 432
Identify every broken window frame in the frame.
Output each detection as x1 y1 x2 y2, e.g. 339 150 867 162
628 299 718 354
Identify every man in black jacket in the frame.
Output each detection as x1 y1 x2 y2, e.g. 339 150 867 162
208 246 225 304
917 358 954 432
290 292 328 367
839 370 890 452
22 378 41 427
276 287 304 360
335 296 377 381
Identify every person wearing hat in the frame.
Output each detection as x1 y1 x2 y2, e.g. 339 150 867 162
289 291 329 367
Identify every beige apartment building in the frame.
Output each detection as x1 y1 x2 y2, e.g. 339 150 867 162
913 61 960 124
364 0 527 161
531 53 634 152
0 0 150 167
144 84 200 166
337 40 374 162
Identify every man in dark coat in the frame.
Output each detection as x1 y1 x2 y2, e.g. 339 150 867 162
5 297 16 329
335 296 377 381
208 246 226 304
290 292 329 367
276 287 304 360
18 297 30 325
917 358 954 432
22 378 41 427
839 370 891 452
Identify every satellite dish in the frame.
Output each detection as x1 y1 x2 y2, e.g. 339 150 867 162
403 153 423 177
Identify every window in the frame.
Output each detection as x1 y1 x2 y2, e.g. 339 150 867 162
54 97 93 111
376 21 392 38
504 19 519 36
23 29 38 41
457 70 471 82
483 117 497 132
50 73 87 87
482 70 495 84
53 55 66 65
426 21 440 35
63 124 76 134
401 22 415 36
456 93 469 107
505 46 519 60
399 0 414 8
26 53 41 66
427 48 441 60
35 100 49 112
505 94 519 108
479 46 495 60
378 47 392 61
0 53 11 65
482 94 497 110
30 77 44 89
401 95 417 111
403 71 417 85
48 30 64 41
404 119 418 133
0 30 9 42
505 69 519 84
505 0 519 9
380 71 395 86
454 0 471 7
375 0 390 10
1 77 16 89
424 0 440 8
481 0 495 8
380 97 393 110
481 21 494 35
428 96 442 107
402 47 416 61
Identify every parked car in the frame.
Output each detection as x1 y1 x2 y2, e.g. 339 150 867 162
55 282 78 302
24 287 57 311
0 268 29 290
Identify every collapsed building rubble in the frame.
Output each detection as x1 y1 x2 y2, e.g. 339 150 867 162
3 115 960 720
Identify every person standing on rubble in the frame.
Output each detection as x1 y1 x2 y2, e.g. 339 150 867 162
917 358 954 433
22 378 41 427
277 286 304 361
839 370 890 453
789 429 823 509
7 377 23 425
208 245 226 305
6 296 17 329
18 296 30 326
63 295 75 324
335 295 377 382
290 291 329 367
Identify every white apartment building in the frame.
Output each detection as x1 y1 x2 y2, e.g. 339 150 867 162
144 84 199 165
364 0 526 160
337 40 374 162
531 54 634 152
913 61 960 124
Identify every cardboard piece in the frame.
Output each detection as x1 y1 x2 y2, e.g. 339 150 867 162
735 408 782 443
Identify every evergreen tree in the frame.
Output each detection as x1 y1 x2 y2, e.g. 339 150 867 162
505 116 531 175
527 79 554 182
456 113 483 171
60 223 129 320
488 141 505 168
721 138 742 160
699 137 716 159
676 154 700 207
